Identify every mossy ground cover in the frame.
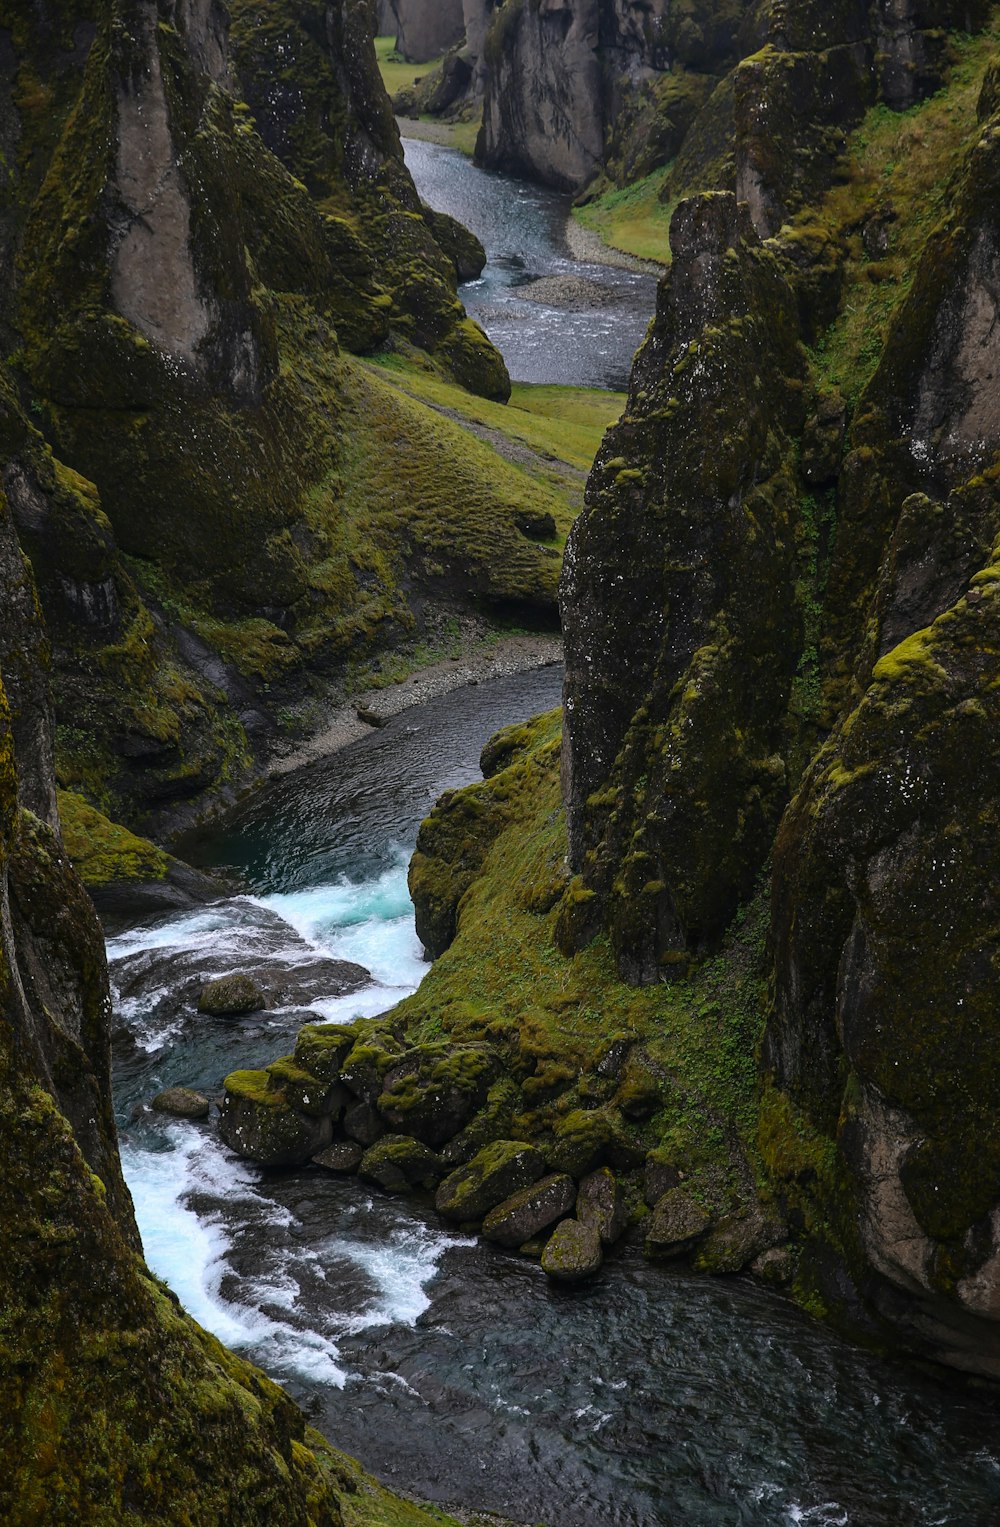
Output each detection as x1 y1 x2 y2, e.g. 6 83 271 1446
397 711 770 1219
56 790 168 887
573 168 675 264
803 20 1000 404
374 38 479 157
374 36 444 102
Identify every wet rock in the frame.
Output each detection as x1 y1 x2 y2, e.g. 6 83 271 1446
151 1086 210 1120
692 1211 786 1275
481 1173 575 1248
340 1034 406 1101
437 1079 520 1167
360 1135 443 1193
377 1043 496 1145
436 1139 545 1221
312 1140 364 1174
198 972 265 1016
644 1189 712 1259
219 1070 332 1166
343 1098 386 1146
751 1245 796 1287
293 1023 360 1083
541 1219 603 1283
576 1167 627 1246
644 1151 681 1206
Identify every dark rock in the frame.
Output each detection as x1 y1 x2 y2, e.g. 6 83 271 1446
377 1043 496 1145
312 1140 364 1174
219 1071 332 1166
150 1086 210 1121
293 1023 361 1084
541 1219 603 1283
436 1140 545 1221
546 1108 611 1177
513 508 557 542
576 1167 627 1246
197 973 266 1017
692 1211 786 1275
644 1152 682 1206
481 1173 576 1248
751 1246 796 1287
644 1189 711 1259
360 1135 443 1193
343 1098 386 1146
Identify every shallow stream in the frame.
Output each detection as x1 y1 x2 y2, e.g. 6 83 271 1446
402 137 658 390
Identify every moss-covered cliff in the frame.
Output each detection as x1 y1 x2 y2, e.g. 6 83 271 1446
0 0 577 835
246 3 1000 1381
0 474 463 1521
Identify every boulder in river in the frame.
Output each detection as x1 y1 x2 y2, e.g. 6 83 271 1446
312 1140 365 1174
361 1135 444 1193
264 1057 347 1119
481 1172 575 1248
436 1139 545 1221
150 1086 210 1120
294 1023 362 1083
343 1098 386 1146
644 1189 711 1260
377 1043 497 1145
546 1108 612 1177
219 1069 332 1166
198 973 266 1016
576 1167 627 1246
541 1219 603 1283
692 1210 787 1275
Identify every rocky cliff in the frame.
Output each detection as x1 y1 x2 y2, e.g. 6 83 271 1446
556 3 1000 1373
0 473 462 1520
1 0 569 836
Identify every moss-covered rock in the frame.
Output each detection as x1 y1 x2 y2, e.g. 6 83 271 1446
540 1218 603 1282
219 1068 333 1165
151 1087 211 1121
198 973 266 1017
576 1166 627 1245
435 1138 545 1221
377 1042 497 1144
481 1171 576 1247
644 1189 712 1259
360 1133 444 1193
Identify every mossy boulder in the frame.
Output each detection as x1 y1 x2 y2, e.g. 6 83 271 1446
151 1087 211 1121
265 1056 345 1119
293 1023 361 1084
438 1077 521 1167
541 1219 603 1283
644 1189 712 1259
198 973 266 1017
481 1172 576 1248
339 1034 407 1101
343 1097 386 1146
576 1167 627 1246
219 1069 332 1166
360 1134 444 1193
546 1108 613 1177
435 1139 545 1221
692 1210 784 1275
377 1043 497 1145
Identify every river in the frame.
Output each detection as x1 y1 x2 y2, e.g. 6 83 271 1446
402 137 658 390
109 151 1000 1525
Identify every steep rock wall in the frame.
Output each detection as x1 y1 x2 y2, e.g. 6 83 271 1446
389 0 465 62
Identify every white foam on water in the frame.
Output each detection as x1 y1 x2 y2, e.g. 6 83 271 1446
121 1123 348 1386
335 1222 475 1338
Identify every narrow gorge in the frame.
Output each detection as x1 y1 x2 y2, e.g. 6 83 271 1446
2 2 1000 1524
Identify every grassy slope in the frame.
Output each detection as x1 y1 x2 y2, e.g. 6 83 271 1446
572 168 675 264
374 37 479 157
797 21 1000 402
397 713 769 1226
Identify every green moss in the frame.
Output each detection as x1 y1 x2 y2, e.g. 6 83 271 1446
56 790 168 887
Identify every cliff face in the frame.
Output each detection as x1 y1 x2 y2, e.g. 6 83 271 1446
0 0 569 832
0 473 463 1520
556 3 1000 1372
388 0 465 62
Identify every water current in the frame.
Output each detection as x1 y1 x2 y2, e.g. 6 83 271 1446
109 150 1000 1525
402 137 658 390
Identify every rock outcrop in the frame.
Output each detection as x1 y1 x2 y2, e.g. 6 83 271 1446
389 0 465 62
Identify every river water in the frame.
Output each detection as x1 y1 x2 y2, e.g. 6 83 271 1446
111 666 1000 1527
403 137 658 390
109 153 1000 1525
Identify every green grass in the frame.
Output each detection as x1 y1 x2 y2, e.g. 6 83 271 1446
802 21 1000 403
573 167 675 263
373 35 442 100
394 715 769 1213
368 353 624 477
